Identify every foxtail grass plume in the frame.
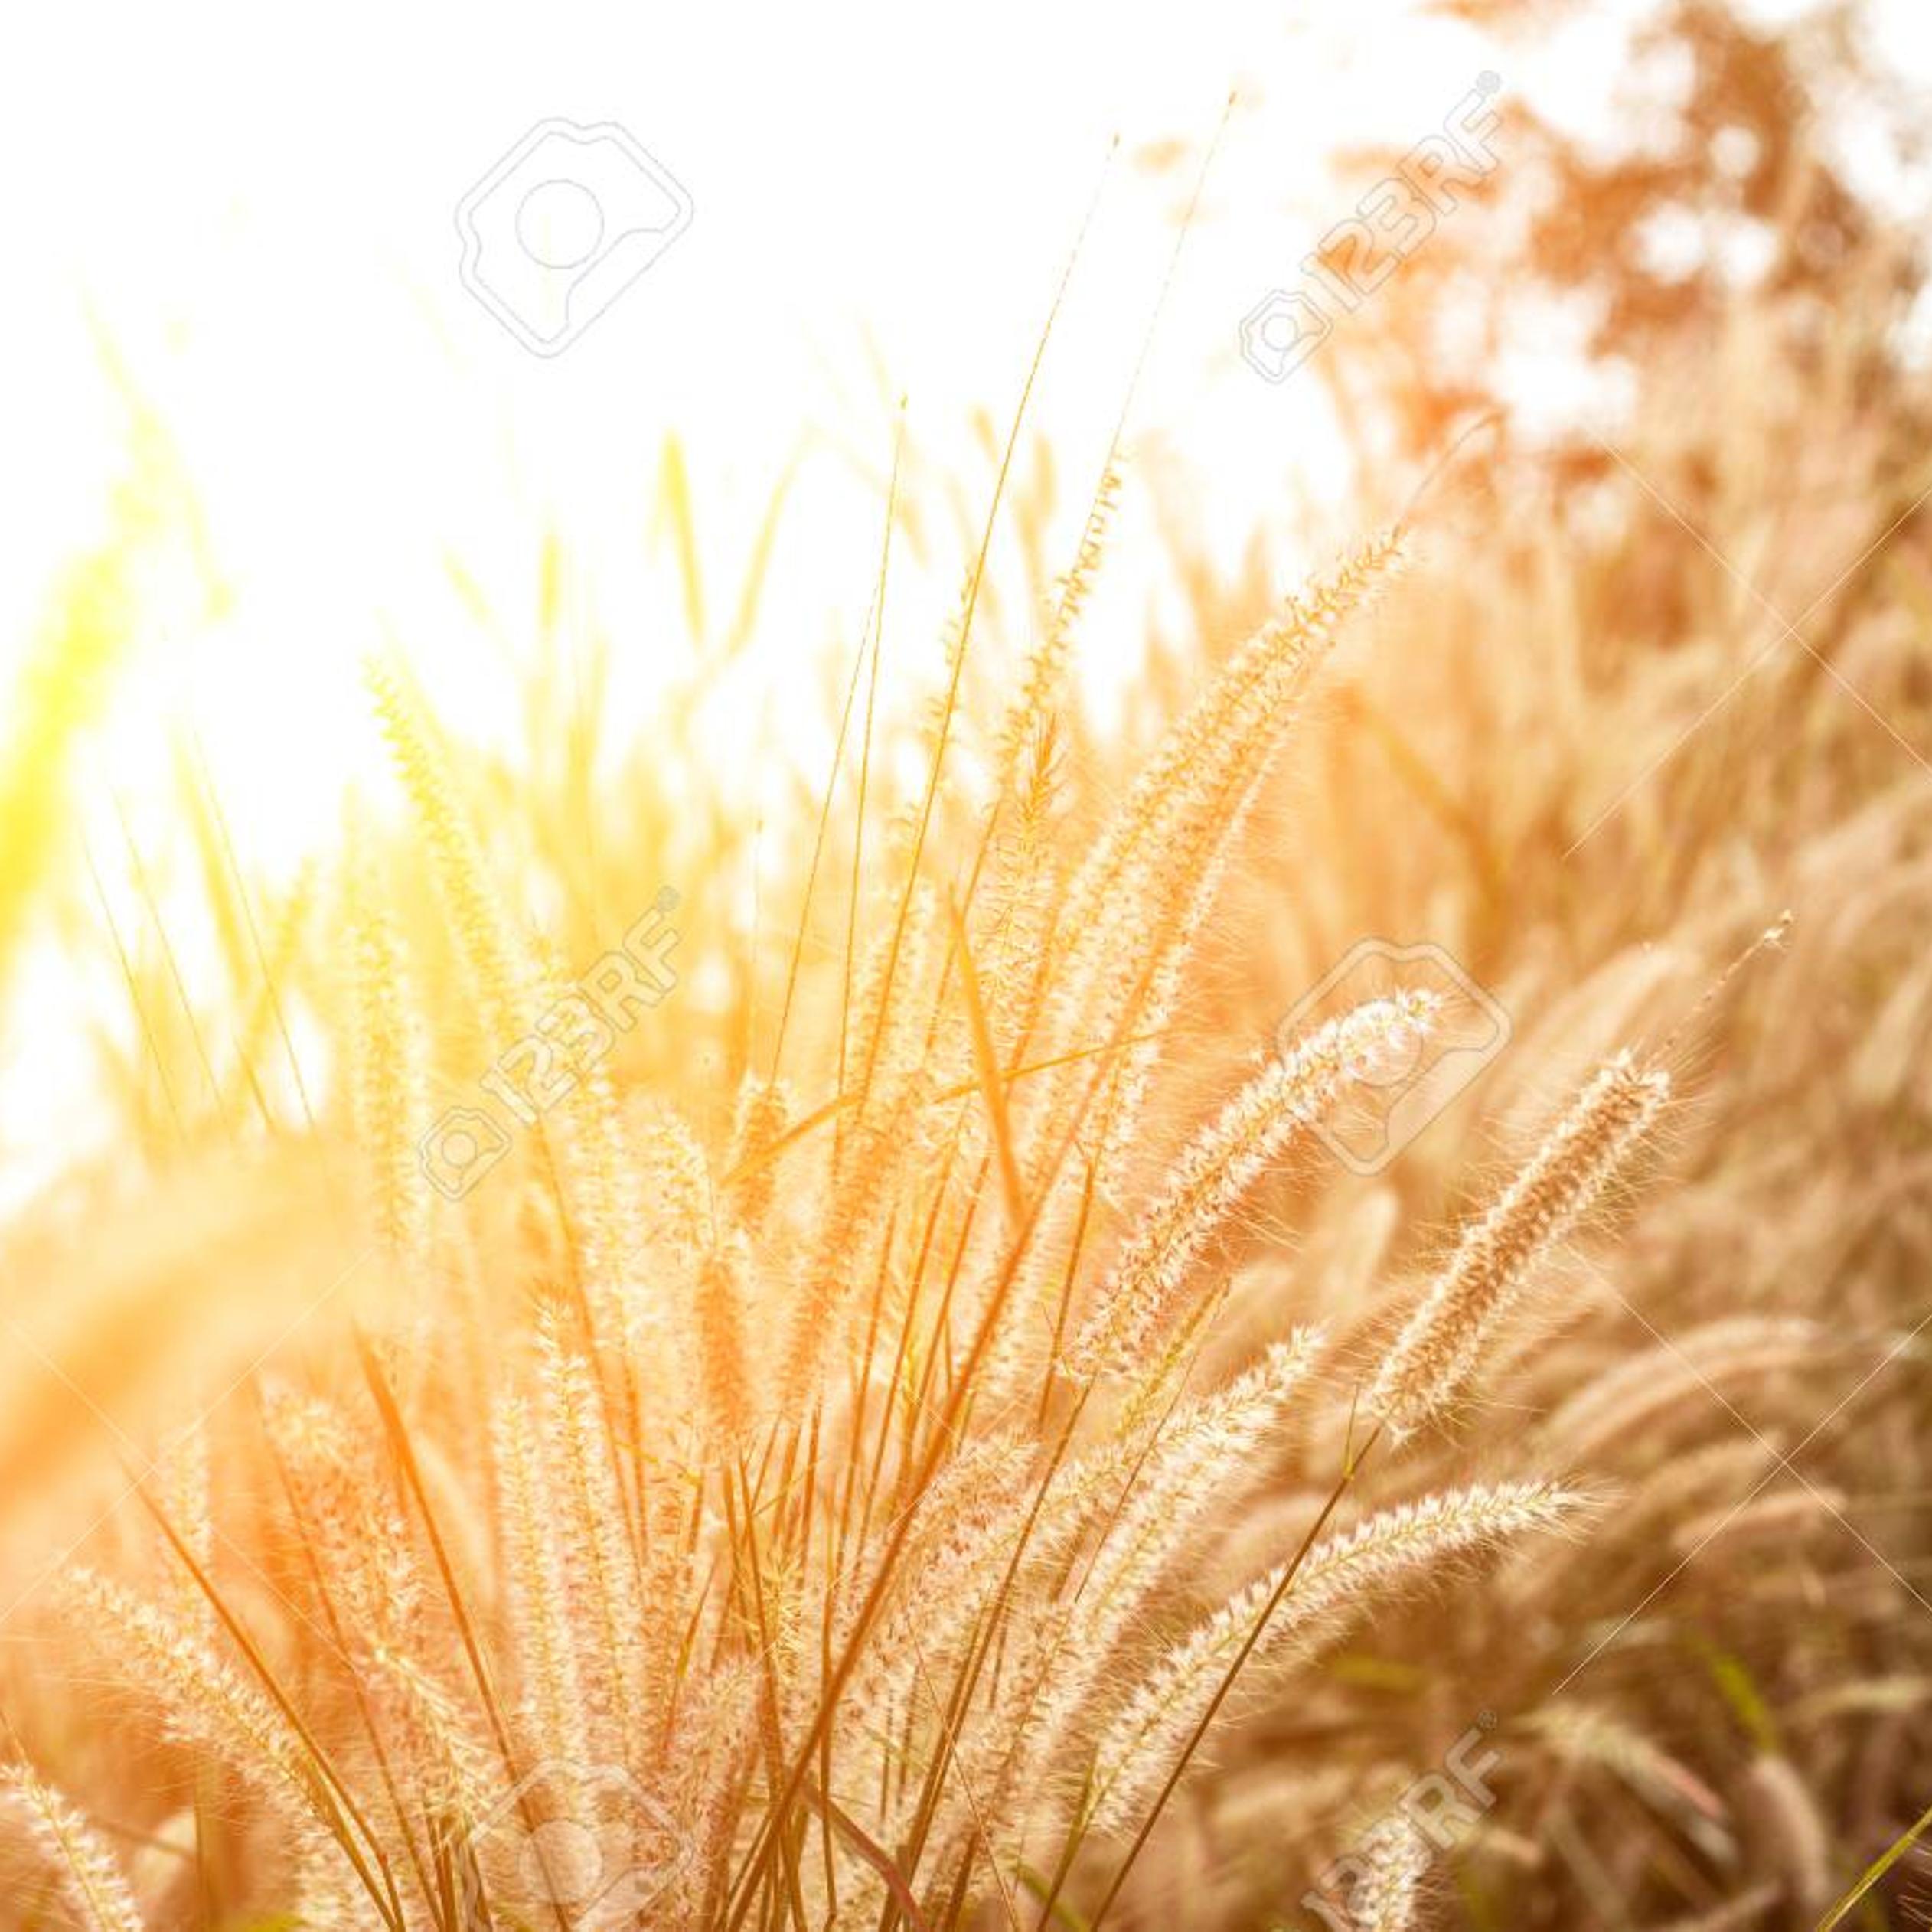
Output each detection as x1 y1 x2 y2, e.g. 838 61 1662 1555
1068 992 1438 1379
0 1767 145 1932
1367 1052 1671 1434
1087 1480 1587 1836
1348 1816 1432 1932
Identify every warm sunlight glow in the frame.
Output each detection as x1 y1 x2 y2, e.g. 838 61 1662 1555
2 1 1930 1925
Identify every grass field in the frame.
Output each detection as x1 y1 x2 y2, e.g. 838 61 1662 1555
2 60 1930 1932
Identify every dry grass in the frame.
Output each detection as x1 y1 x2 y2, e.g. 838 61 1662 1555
1 215 1928 1932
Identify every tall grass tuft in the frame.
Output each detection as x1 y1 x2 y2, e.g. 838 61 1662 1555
2 488 1705 1932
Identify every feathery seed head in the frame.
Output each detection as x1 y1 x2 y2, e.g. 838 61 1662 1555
0 1767 145 1932
1069 992 1439 1378
1367 1052 1671 1435
1088 1480 1586 1836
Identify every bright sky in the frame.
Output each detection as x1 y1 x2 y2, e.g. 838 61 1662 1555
3 0 1555 821
2 0 1927 1199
